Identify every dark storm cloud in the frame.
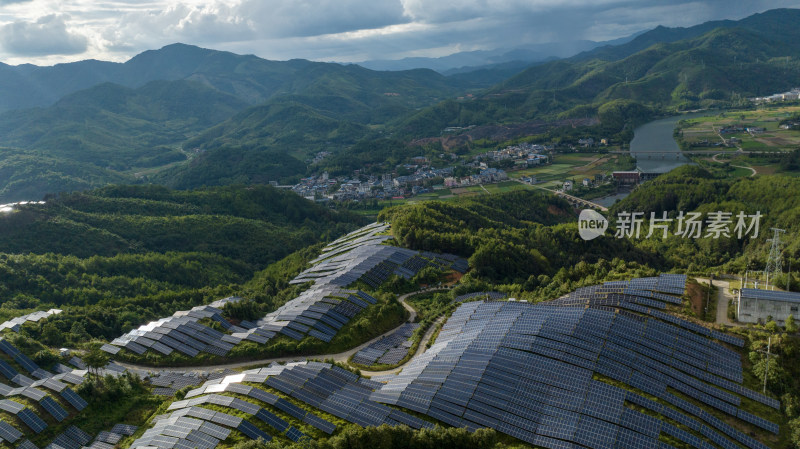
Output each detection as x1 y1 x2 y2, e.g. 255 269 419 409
1 0 800 64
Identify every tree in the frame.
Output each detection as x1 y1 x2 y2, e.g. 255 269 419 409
70 322 91 344
786 314 798 333
32 350 59 368
83 348 109 375
41 322 64 346
790 417 800 448
765 320 779 333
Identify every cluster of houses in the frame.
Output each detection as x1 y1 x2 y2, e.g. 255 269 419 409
780 120 800 130
719 125 766 135
288 142 553 203
291 172 339 201
293 166 462 202
474 142 551 168
561 175 607 191
750 88 800 103
444 168 508 188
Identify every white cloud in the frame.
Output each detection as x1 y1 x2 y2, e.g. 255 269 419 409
104 2 256 50
0 14 88 56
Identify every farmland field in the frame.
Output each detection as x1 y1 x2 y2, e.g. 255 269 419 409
678 105 800 151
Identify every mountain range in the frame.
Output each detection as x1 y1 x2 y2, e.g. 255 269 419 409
1 8 800 202
355 35 642 73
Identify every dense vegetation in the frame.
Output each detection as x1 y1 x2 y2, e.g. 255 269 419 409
0 184 365 343
230 425 505 449
379 190 660 287
609 165 800 287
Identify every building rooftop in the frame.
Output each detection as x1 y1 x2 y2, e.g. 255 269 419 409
741 288 800 304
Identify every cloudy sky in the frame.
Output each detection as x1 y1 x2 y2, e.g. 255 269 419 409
0 0 799 66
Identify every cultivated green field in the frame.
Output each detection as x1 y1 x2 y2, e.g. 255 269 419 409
679 105 800 151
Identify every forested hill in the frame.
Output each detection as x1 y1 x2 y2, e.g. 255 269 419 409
0 43 466 113
0 183 366 341
397 9 800 138
609 165 800 282
0 44 470 201
378 190 660 287
0 184 365 266
0 80 249 170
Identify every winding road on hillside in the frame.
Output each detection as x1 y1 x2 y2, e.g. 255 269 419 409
711 152 757 177
117 287 451 376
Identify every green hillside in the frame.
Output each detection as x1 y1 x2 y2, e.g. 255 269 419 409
0 184 365 340
0 79 248 170
0 148 129 203
0 184 364 265
396 11 800 140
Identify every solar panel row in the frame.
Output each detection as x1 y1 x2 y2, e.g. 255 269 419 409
371 290 774 449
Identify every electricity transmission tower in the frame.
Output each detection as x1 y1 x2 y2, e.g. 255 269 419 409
765 228 786 289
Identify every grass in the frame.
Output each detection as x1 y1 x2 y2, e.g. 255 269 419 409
678 105 800 152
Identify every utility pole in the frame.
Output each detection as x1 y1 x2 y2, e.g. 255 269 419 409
757 336 776 394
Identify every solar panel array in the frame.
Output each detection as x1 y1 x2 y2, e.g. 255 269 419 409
130 409 249 449
290 223 467 289
144 361 430 447
0 339 91 441
0 309 62 333
104 297 246 357
0 339 53 380
125 275 779 449
43 425 92 449
549 274 744 347
740 288 800 304
149 372 205 394
106 223 468 359
251 287 380 344
351 323 419 366
370 277 778 449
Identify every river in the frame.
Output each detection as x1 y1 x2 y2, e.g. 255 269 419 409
629 113 705 173
593 113 700 207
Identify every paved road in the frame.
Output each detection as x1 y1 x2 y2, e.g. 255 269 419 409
711 153 756 177
695 277 742 327
118 287 450 376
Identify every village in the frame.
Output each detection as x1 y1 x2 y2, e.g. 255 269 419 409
290 142 555 202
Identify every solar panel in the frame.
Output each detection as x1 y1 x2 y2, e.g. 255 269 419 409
0 420 23 443
18 408 47 433
235 421 270 441
285 427 306 442
60 388 88 410
111 424 139 436
40 397 69 422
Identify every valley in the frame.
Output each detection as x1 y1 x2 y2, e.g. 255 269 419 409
1 6 800 449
